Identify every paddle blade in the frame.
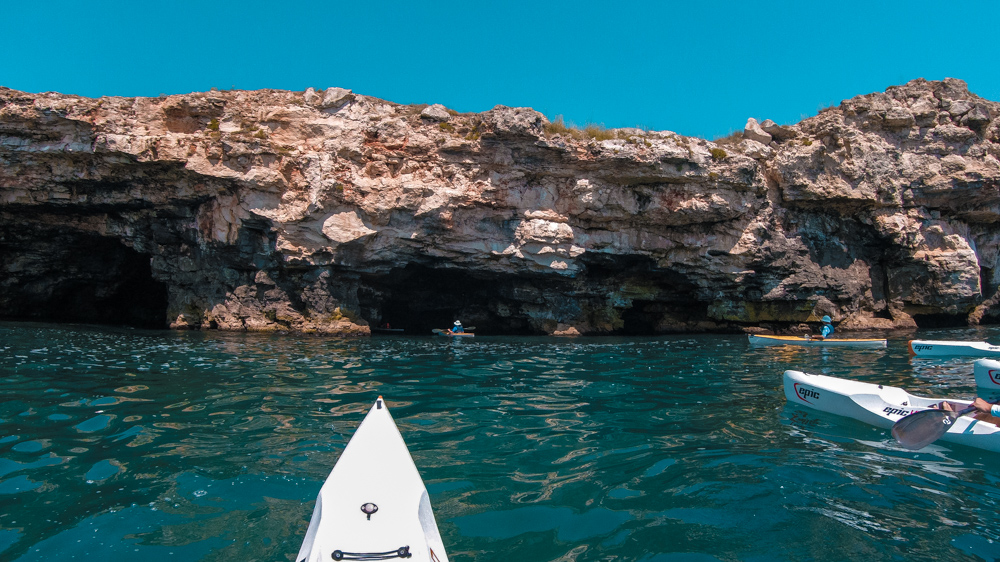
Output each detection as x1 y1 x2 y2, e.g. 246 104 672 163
431 329 444 334
891 408 966 450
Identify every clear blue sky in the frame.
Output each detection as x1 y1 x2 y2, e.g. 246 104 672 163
2 0 998 139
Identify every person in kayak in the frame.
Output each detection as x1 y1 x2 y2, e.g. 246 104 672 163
818 315 834 339
451 320 464 334
804 316 834 339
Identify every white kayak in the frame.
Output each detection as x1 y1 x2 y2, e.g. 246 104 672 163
975 359 1000 388
749 334 887 348
909 339 1000 357
783 370 1000 452
296 397 449 562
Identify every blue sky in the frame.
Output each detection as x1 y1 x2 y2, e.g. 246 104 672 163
2 0 998 139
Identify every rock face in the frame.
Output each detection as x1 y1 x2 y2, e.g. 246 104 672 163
1 78 999 335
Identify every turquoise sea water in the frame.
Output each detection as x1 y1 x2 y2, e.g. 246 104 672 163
3 321 1000 561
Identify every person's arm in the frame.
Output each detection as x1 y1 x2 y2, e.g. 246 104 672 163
972 398 1000 417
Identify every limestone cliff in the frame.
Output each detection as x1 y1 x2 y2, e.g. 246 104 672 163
2 78 999 335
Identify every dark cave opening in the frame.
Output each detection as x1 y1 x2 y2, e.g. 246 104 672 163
619 303 662 335
356 259 708 336
872 307 895 320
910 313 969 329
618 300 711 335
982 266 997 297
0 233 168 329
357 264 547 335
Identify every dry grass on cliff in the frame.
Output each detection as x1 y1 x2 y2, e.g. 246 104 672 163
545 117 648 143
544 116 581 138
712 131 743 146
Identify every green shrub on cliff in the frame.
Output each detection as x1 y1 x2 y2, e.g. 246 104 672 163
207 118 220 131
710 147 727 160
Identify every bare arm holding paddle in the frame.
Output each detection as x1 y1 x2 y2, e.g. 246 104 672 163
972 397 1000 417
940 397 998 417
894 396 1000 450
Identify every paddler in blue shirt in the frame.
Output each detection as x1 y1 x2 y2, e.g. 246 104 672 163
819 315 834 339
451 320 464 334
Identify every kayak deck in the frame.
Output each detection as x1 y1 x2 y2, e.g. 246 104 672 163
909 339 1000 357
433 329 473 337
296 397 449 562
749 334 886 348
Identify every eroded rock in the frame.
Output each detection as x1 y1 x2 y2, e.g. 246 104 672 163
420 104 451 121
743 118 772 144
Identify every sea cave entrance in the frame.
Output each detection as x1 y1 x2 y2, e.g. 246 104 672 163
0 231 168 329
357 264 543 335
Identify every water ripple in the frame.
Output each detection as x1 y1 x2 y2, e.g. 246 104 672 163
3 324 1000 560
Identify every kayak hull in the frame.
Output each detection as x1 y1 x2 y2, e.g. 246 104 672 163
909 339 1000 357
783 370 1000 452
434 331 473 337
749 334 886 348
296 397 449 562
975 359 1000 388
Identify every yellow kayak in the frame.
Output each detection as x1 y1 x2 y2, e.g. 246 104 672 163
748 334 886 348
432 329 474 337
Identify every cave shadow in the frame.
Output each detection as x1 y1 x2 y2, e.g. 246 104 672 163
0 230 168 329
358 264 532 335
